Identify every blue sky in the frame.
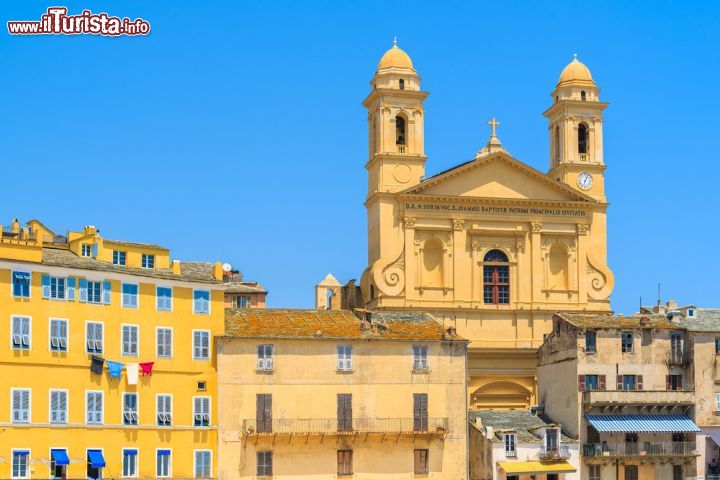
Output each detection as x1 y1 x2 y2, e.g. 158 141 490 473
1 1 718 313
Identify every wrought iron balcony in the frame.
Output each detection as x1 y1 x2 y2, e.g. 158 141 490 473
241 417 449 437
538 445 571 460
582 389 695 407
583 441 697 458
668 350 691 365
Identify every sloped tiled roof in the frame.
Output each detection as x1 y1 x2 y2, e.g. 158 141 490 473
224 282 268 294
221 309 464 341
556 312 681 330
103 238 168 250
469 410 572 442
39 248 220 284
675 308 720 332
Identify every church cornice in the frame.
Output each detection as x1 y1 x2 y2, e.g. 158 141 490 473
396 194 608 210
543 100 609 118
362 88 430 108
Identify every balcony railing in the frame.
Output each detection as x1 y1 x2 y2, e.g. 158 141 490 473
539 445 571 460
582 389 695 406
396 144 406 153
668 350 690 365
241 417 449 436
583 442 697 458
579 153 589 162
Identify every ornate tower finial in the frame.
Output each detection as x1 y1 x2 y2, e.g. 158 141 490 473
393 36 397 47
573 53 578 61
475 116 505 158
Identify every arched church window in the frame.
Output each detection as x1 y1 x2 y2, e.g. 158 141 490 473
395 115 406 145
578 122 588 154
581 90 587 101
399 79 405 90
483 249 509 304
421 238 444 287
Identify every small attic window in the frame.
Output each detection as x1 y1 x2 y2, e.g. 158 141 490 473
687 308 696 317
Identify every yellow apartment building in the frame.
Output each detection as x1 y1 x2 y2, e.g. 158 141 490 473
216 308 469 479
0 219 225 479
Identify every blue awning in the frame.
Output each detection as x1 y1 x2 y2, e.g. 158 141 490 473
14 450 29 455
586 414 700 433
88 450 105 468
13 272 30 280
123 449 138 455
157 450 171 456
51 449 70 466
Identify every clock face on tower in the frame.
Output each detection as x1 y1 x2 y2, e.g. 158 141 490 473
577 172 593 190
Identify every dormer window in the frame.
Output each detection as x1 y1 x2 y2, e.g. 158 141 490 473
142 253 155 269
81 244 92 257
687 308 696 317
504 433 516 457
546 428 559 453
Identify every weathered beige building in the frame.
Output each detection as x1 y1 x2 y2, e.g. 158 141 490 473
537 311 700 480
216 308 468 479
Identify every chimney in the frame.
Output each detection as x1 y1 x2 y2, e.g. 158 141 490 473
666 300 678 310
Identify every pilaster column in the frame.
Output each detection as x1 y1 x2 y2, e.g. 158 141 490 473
452 219 466 302
403 216 416 301
530 222 543 304
576 223 589 304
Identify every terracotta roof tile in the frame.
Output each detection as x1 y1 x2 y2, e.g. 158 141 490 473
557 312 681 330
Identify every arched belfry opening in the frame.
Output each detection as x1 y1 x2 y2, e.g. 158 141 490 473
399 78 405 90
578 122 589 155
395 115 406 145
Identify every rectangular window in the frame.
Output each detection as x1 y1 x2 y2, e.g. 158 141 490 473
589 465 601 480
50 389 68 424
86 322 103 353
337 345 352 371
113 250 126 265
157 394 172 426
81 244 92 257
337 394 352 432
546 428 559 452
87 281 102 304
413 393 428 431
621 332 634 353
12 388 31 423
193 290 210 314
157 328 173 358
12 271 31 298
122 449 137 478
504 433 516 457
156 287 172 311
414 449 428 475
256 344 274 371
668 374 683 391
12 450 29 479
50 318 68 351
50 276 66 300
256 394 272 433
121 284 138 308
11 315 31 350
156 450 171 478
413 345 428 371
50 449 68 479
716 337 720 354
256 451 272 477
141 253 155 269
123 393 138 425
194 450 211 479
232 295 251 308
122 325 139 356
86 391 103 424
193 330 210 360
193 396 210 426
337 450 352 476
624 465 638 480
617 374 642 391
585 331 597 353
584 375 599 391
716 393 720 411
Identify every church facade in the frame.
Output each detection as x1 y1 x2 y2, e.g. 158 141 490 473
359 43 614 409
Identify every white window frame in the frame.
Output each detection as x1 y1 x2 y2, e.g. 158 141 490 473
49 275 67 300
123 392 139 425
141 253 155 269
11 448 31 479
413 344 428 371
86 390 104 425
156 327 173 359
337 344 352 371
504 433 517 457
156 286 173 312
192 330 210 360
87 280 103 304
49 389 68 424
232 295 251 308
113 250 126 266
193 396 211 427
11 271 31 298
156 449 172 478
11 315 31 350
156 394 173 426
716 393 720 412
49 318 69 352
589 464 601 480
256 344 274 371
193 289 211 314
121 324 139 357
121 283 139 309
85 321 104 354
122 448 139 478
193 450 212 479
11 388 31 424
49 447 69 479
81 244 92 257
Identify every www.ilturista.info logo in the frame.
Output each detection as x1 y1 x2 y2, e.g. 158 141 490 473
7 7 150 36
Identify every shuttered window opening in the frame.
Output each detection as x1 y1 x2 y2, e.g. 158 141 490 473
12 451 29 479
156 450 171 478
193 289 210 314
50 319 68 352
86 391 103 424
194 451 211 479
414 449 429 475
337 345 352 371
12 389 31 423
413 345 428 371
122 325 139 356
157 394 172 426
337 450 352 476
256 344 274 371
413 393 428 431
194 397 210 426
122 449 137 478
123 393 139 425
11 316 30 350
256 451 272 477
86 322 104 354
256 394 272 433
157 328 173 358
121 283 139 308
337 394 353 432
193 330 210 360
50 390 67 424
156 287 173 311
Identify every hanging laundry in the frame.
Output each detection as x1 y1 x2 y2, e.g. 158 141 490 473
126 363 139 385
139 362 154 376
107 361 124 379
90 355 105 375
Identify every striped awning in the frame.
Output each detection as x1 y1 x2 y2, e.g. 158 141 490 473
586 414 700 433
498 461 576 475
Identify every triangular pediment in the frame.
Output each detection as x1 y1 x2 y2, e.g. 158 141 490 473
402 152 594 202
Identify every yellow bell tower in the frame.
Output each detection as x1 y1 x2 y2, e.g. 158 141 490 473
545 54 608 202
363 40 429 266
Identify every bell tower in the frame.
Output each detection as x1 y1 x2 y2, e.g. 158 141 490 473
545 54 608 202
363 40 429 265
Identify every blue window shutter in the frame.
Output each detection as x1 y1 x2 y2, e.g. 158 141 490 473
42 274 51 299
91 243 99 258
67 277 76 301
103 281 112 304
79 279 88 302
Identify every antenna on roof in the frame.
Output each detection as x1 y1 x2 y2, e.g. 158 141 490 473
657 283 661 307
